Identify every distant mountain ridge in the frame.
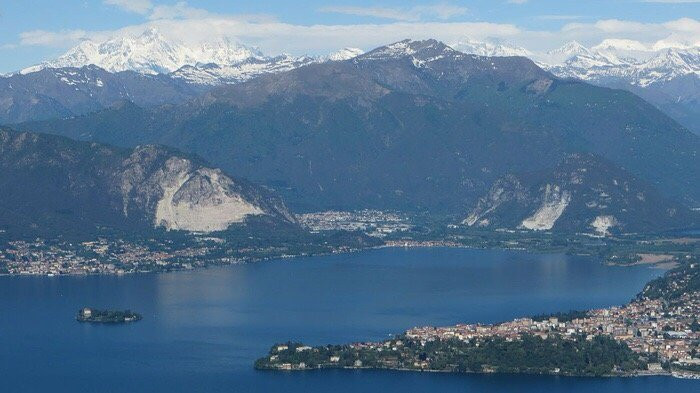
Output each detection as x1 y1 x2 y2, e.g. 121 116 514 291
20 39 700 235
5 31 699 135
541 41 700 87
0 65 205 124
439 38 700 136
536 41 700 135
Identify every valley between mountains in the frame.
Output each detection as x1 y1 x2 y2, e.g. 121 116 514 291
0 38 698 276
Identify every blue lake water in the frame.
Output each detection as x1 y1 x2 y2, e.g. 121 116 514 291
1 247 698 392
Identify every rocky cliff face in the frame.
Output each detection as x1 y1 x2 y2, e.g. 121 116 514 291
0 128 294 237
120 145 295 232
463 154 696 234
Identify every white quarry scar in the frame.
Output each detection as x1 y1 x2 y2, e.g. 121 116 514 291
590 215 618 236
155 170 264 232
520 186 571 231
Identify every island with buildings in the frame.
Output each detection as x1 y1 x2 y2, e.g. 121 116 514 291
76 308 142 324
256 259 700 378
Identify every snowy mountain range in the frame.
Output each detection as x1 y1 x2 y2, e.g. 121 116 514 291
19 28 699 90
22 28 266 75
451 38 532 58
21 28 364 86
9 30 700 135
540 40 700 87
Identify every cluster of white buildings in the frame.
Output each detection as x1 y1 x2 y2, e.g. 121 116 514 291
404 293 700 366
297 210 413 237
0 238 208 275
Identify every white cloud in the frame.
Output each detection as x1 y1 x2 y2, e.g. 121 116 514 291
149 1 211 20
642 0 700 3
103 0 153 14
320 4 468 22
7 10 700 59
537 15 583 21
508 0 529 4
18 29 91 47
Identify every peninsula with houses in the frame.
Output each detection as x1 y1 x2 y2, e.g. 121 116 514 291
256 259 700 378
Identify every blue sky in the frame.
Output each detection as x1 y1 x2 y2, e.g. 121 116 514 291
1 0 699 73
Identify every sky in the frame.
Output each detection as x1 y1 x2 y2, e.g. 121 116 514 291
0 0 699 73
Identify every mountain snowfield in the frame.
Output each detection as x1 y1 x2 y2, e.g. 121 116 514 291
540 40 700 87
18 28 699 90
20 28 365 85
449 38 700 88
21 28 266 75
452 38 532 58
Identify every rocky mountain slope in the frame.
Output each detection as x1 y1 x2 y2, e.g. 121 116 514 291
21 39 700 234
0 128 294 237
463 154 695 234
419 38 700 136
0 65 205 124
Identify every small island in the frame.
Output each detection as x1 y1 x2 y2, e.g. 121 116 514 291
76 308 142 324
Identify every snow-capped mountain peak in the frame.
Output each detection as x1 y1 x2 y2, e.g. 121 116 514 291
548 41 591 57
452 38 531 58
359 39 456 61
541 39 700 87
22 28 264 75
18 32 700 97
19 28 370 85
322 47 364 62
592 39 649 53
170 54 317 85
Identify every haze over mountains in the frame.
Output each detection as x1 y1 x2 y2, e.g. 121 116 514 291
13 38 698 235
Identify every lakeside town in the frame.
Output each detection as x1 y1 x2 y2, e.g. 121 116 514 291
1 210 697 276
0 222 380 276
0 238 222 275
297 210 414 237
401 293 700 375
257 260 700 378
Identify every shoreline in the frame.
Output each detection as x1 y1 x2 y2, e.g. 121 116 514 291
256 261 700 382
1 241 679 277
257 364 682 379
